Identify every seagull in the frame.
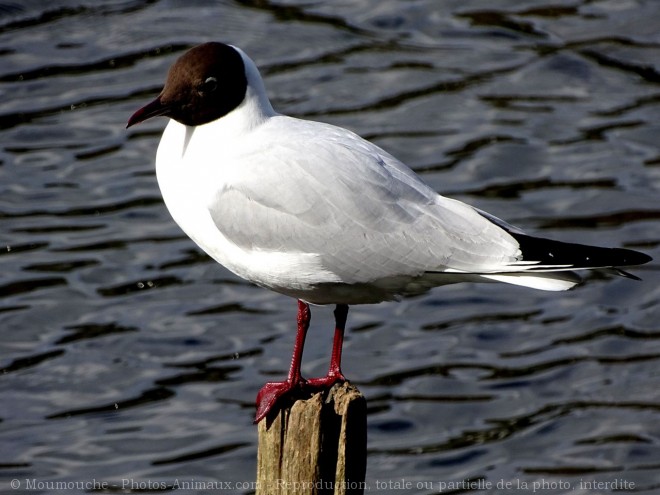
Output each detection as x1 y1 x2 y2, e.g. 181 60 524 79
127 42 652 423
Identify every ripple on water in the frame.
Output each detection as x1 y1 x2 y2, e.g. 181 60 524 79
0 0 658 491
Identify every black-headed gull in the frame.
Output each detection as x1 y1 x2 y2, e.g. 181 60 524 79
127 42 651 423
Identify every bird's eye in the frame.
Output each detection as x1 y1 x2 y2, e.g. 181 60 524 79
199 76 218 94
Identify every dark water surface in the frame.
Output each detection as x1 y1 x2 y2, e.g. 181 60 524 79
1 1 659 493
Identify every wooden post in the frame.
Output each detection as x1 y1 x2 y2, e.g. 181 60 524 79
256 382 367 495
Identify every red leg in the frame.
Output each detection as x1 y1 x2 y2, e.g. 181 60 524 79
254 300 311 423
306 304 349 388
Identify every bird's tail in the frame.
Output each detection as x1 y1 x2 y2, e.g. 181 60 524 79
478 231 652 291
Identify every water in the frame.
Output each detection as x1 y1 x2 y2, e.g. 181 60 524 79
1 1 659 493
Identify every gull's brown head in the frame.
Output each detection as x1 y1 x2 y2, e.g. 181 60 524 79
127 42 247 128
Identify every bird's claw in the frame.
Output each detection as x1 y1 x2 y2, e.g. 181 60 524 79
254 379 303 424
254 373 347 423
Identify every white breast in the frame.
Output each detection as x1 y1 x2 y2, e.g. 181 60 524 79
155 118 345 300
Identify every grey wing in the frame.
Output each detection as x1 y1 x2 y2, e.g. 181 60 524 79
209 123 522 284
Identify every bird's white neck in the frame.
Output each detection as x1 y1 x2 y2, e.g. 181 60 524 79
218 46 277 137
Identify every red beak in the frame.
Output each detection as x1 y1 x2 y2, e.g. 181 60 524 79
126 97 170 128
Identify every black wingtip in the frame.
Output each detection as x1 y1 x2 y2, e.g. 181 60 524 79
626 250 653 266
510 232 652 270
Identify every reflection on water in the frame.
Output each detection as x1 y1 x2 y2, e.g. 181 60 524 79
0 0 658 493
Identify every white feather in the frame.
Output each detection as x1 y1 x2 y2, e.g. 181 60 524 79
154 48 601 304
